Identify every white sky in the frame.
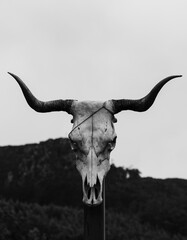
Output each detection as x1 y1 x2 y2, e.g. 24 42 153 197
0 0 186 179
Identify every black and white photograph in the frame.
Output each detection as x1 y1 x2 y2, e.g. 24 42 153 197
0 1 186 239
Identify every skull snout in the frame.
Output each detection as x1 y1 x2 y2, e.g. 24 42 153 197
75 145 111 205
83 174 103 205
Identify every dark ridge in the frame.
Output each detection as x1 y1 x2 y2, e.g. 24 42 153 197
0 138 187 238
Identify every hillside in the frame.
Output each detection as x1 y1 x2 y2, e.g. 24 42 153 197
0 138 187 240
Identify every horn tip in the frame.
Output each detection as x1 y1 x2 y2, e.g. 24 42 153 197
8 72 20 81
168 75 182 80
174 74 182 78
7 72 15 77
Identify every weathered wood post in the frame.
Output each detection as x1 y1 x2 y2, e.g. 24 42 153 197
84 179 105 240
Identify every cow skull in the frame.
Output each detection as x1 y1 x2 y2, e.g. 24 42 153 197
8 72 181 205
68 100 117 205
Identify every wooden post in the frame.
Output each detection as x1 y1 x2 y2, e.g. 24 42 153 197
84 179 105 240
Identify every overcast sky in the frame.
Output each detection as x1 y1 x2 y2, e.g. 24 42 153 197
0 0 186 179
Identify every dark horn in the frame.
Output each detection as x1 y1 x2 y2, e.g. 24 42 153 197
112 75 182 114
8 72 74 114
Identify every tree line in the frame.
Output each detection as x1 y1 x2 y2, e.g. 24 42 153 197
0 138 186 239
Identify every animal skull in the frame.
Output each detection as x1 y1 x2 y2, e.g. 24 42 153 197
8 72 181 205
69 101 117 204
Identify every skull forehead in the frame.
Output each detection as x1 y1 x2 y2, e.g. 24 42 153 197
69 100 116 149
70 100 115 132
71 101 106 119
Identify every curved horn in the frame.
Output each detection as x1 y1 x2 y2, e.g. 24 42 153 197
8 72 74 114
112 75 182 114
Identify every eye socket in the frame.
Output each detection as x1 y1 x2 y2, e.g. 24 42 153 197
108 136 117 151
109 136 117 145
112 136 117 143
69 138 78 150
71 143 78 152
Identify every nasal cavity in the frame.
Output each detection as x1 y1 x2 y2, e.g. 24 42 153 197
84 175 89 196
94 175 100 199
84 175 101 200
